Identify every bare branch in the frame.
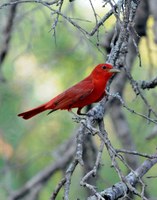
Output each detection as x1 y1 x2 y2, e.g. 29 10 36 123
64 159 78 200
116 149 157 159
140 77 157 90
0 0 58 9
0 0 118 37
50 178 66 200
0 1 17 81
88 154 157 200
9 138 75 200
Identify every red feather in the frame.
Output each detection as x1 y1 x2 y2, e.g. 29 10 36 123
18 63 120 119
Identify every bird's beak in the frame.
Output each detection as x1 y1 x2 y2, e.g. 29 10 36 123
109 68 120 73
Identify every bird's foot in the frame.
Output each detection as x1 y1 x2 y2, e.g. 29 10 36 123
72 115 86 123
70 111 86 123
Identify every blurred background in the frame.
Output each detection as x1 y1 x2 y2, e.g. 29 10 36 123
0 0 157 199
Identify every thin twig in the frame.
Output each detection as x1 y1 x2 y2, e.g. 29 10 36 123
116 149 157 159
50 178 66 200
80 140 105 198
64 159 78 200
140 77 157 90
107 92 157 124
124 67 157 119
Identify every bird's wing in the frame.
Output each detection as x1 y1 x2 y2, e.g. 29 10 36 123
47 76 94 110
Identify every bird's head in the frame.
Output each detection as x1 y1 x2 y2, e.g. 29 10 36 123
92 63 120 79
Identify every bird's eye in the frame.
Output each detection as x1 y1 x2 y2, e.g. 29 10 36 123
102 65 107 70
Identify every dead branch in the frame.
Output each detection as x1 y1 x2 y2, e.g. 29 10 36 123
88 153 157 200
0 0 17 81
140 77 157 90
9 137 75 200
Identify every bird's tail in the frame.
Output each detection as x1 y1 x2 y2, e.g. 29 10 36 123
18 103 49 120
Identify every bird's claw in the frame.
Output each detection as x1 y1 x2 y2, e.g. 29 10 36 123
72 115 86 123
70 111 86 123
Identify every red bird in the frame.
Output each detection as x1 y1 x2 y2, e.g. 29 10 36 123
18 63 120 120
